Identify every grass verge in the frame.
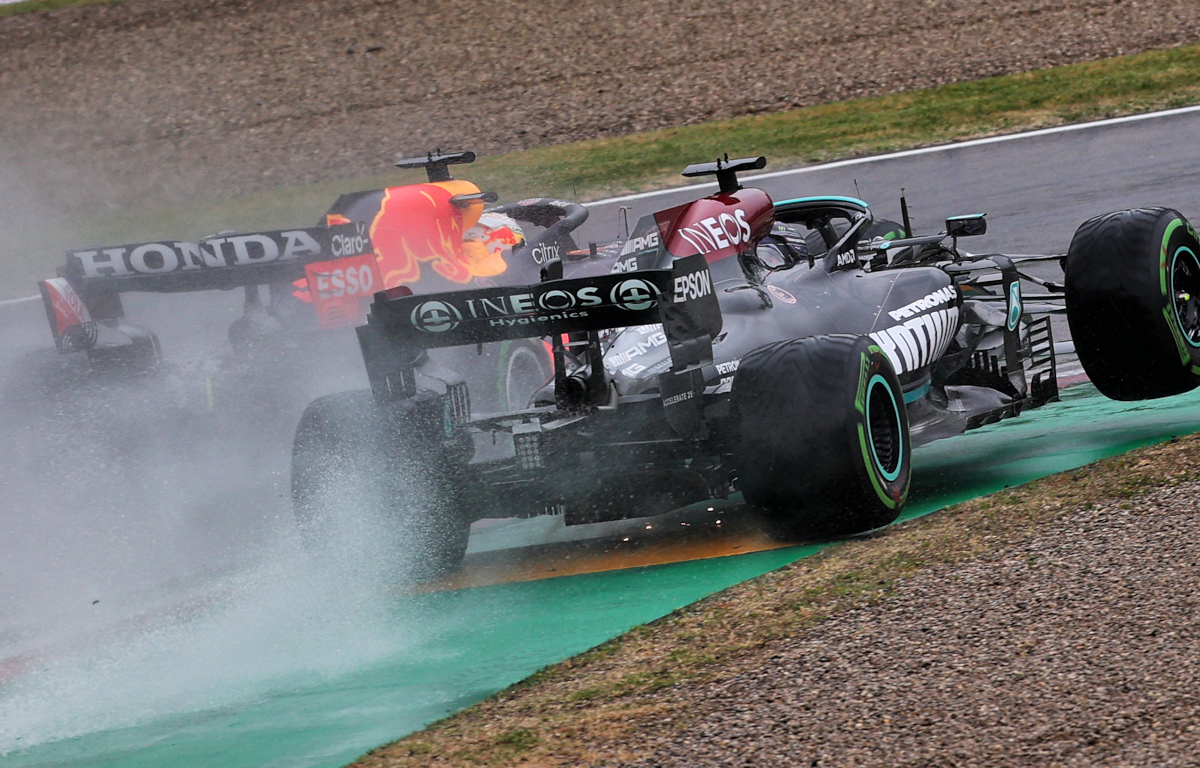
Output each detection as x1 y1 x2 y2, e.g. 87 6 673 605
6 42 1200 299
351 432 1200 767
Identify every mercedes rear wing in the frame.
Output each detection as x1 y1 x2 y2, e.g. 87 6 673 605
357 253 722 436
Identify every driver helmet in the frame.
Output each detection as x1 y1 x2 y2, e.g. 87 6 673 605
755 221 809 266
463 212 525 277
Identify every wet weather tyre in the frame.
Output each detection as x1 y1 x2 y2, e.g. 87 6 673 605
731 334 910 538
1065 207 1200 400
456 339 553 414
497 339 552 411
290 389 472 578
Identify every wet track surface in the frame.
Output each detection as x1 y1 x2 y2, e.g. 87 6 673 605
2 111 1200 767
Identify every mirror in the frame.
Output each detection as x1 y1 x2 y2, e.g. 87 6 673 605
946 214 987 238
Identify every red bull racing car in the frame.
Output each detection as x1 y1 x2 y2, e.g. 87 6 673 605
32 152 590 415
290 154 1200 578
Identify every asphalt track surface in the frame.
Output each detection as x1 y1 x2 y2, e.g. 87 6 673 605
2 109 1200 767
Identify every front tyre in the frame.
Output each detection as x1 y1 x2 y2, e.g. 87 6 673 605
732 334 911 539
1066 207 1200 400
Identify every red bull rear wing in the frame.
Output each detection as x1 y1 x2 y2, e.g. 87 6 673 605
59 222 370 293
40 222 372 352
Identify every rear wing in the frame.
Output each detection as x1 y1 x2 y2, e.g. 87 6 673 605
357 253 722 433
40 222 373 349
58 222 371 297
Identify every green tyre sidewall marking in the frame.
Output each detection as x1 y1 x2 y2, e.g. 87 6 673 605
1160 219 1195 367
865 374 904 482
854 349 901 509
495 340 513 405
1169 242 1200 352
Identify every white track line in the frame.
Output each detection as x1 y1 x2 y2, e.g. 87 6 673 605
588 104 1200 208
6 102 1194 308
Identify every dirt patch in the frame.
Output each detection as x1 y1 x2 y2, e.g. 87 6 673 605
353 434 1200 766
3 0 1200 215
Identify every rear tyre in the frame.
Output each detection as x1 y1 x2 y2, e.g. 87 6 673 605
1066 207 1200 400
290 389 472 578
497 339 553 411
456 339 553 415
731 334 910 539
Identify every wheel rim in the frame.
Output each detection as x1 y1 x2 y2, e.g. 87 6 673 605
865 374 903 481
1171 246 1200 347
503 345 550 411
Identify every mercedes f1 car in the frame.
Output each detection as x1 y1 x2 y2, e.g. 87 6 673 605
290 154 1200 577
31 152 594 417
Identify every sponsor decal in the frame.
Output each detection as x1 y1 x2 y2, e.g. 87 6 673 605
710 375 735 395
330 230 369 259
403 274 669 335
68 229 336 279
662 390 695 407
530 242 561 265
1006 281 1023 331
715 359 740 375
870 306 960 375
411 300 464 333
621 362 647 378
67 224 371 280
675 209 753 256
483 311 589 328
309 259 378 300
618 231 661 257
610 279 660 311
605 329 667 369
887 285 956 322
305 252 384 328
766 285 796 304
409 284 610 332
673 269 713 303
536 289 578 310
835 250 857 268
462 286 601 320
611 257 639 274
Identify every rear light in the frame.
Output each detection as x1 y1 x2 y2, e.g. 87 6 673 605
512 421 544 470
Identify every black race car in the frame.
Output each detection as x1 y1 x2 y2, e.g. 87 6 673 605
290 155 1200 577
27 152 592 422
